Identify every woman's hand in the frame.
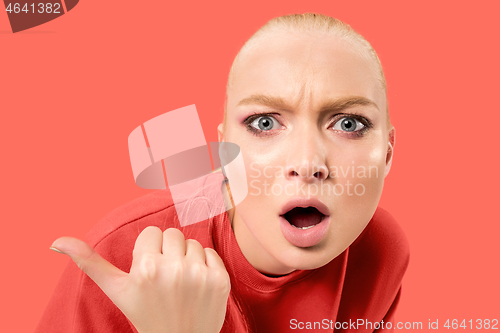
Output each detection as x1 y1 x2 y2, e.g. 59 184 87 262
50 227 231 333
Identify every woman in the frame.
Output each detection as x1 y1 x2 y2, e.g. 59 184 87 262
36 13 409 333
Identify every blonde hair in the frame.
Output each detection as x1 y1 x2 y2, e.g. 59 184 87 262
222 13 391 132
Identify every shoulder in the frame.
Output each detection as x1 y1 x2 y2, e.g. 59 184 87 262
81 190 182 271
85 189 177 247
335 207 410 319
82 172 225 271
348 206 410 278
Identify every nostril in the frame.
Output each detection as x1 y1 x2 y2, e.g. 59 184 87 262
286 166 328 180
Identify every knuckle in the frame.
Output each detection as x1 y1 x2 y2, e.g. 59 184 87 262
186 238 203 251
205 247 223 262
204 247 216 255
167 259 185 281
163 227 183 238
188 262 207 279
210 269 231 294
138 253 158 281
144 225 161 232
141 226 161 238
76 249 97 273
132 246 141 258
186 238 200 245
76 260 86 272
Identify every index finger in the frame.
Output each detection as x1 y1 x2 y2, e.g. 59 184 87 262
133 226 163 258
162 227 187 257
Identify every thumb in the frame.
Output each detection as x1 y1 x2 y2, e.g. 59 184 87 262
51 237 128 296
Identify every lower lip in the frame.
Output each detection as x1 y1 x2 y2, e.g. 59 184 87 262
279 215 330 248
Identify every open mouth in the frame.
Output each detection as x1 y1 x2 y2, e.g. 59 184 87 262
278 198 331 247
282 206 326 230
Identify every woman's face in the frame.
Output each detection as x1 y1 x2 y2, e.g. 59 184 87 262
220 31 394 276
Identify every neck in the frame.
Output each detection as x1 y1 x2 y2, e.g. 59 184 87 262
221 181 296 276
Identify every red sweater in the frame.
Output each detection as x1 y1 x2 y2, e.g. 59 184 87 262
35 187 409 333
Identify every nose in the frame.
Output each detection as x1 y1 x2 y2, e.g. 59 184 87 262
284 130 329 182
286 165 328 181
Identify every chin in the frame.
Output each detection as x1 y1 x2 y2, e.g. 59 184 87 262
275 238 340 271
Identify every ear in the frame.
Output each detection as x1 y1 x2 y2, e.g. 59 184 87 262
217 123 228 179
217 123 224 142
384 127 396 178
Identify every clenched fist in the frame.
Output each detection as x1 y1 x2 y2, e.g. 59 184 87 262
50 227 231 333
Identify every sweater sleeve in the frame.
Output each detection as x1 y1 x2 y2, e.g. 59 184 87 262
374 286 403 332
33 245 138 333
35 190 177 333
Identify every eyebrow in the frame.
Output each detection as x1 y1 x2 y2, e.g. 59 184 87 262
236 94 379 113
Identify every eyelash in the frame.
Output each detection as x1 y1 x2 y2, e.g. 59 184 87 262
243 112 281 137
243 112 373 138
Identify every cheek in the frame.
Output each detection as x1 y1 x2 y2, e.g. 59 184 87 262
240 140 289 195
239 157 275 213
223 133 282 232
236 156 290 245
329 143 386 192
327 144 386 244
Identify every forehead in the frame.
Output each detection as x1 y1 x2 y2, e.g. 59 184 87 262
228 31 386 113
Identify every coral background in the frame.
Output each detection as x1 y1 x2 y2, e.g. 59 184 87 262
1 1 499 331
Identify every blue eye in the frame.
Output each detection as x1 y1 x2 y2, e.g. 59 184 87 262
332 117 365 132
250 116 280 131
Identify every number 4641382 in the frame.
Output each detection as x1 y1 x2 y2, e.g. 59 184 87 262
5 3 61 14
